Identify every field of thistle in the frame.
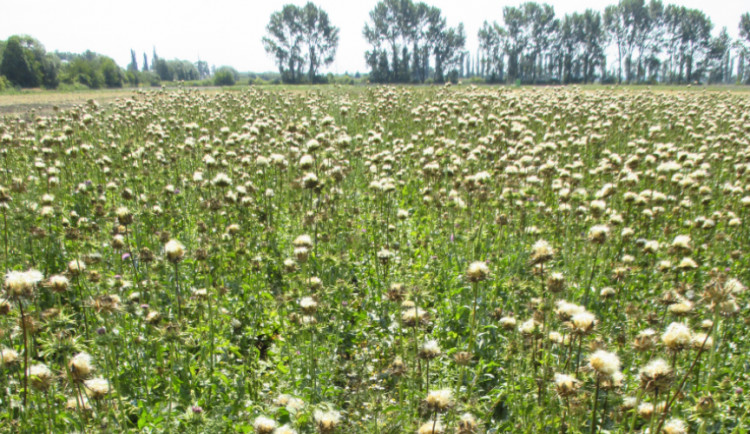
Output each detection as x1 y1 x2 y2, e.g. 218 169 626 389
1 86 749 433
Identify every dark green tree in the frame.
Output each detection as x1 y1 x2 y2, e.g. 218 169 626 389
299 3 339 82
478 21 507 82
263 3 338 83
707 27 731 83
101 57 123 87
739 13 750 83
263 5 305 83
128 49 138 72
363 0 464 83
662 6 712 82
1 36 38 87
214 66 237 86
523 2 557 82
195 60 210 79
154 57 173 81
502 5 528 82
433 23 465 83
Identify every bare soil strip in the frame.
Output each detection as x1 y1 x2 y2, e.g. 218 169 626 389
0 89 138 116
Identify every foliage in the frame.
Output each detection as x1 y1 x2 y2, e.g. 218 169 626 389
263 3 340 84
213 66 238 86
58 51 123 89
471 1 745 85
0 35 59 89
363 0 465 83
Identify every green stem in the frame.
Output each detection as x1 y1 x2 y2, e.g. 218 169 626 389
590 377 601 434
627 388 645 434
173 263 182 320
469 281 479 353
18 299 28 410
2 210 8 272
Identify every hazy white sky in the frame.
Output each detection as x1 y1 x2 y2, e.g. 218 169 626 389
0 0 746 74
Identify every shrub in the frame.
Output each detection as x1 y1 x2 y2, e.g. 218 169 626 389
0 75 11 91
214 67 237 86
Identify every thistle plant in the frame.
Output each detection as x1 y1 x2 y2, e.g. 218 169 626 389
0 85 748 433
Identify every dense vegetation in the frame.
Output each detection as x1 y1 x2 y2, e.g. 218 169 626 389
1 86 749 433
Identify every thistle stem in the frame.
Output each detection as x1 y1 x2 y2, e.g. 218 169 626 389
18 300 28 409
590 376 601 434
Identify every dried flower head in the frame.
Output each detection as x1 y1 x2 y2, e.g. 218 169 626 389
639 358 674 392
466 261 490 282
4 269 43 298
571 311 597 335
424 388 453 412
68 352 93 381
454 351 473 366
553 373 581 397
84 377 111 399
587 225 610 244
417 421 444 434
300 296 318 314
499 316 517 330
66 396 91 412
28 363 54 391
116 206 133 225
530 240 555 264
663 418 687 434
313 409 341 433
588 350 621 377
165 239 186 263
377 248 394 264
519 318 541 336
456 413 478 433
633 328 657 351
676 257 698 271
547 272 565 293
419 339 441 359
389 356 407 376
293 234 313 249
274 425 298 434
402 306 428 327
1 348 19 366
254 416 278 434
637 402 654 419
691 332 713 350
671 235 692 252
662 322 692 352
48 274 69 292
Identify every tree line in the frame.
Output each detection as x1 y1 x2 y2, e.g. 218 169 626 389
474 1 750 84
0 37 238 90
2 1 750 89
263 0 750 85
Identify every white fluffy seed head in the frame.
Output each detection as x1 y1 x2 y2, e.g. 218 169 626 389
662 322 692 351
425 388 453 411
466 261 490 282
418 420 444 434
313 409 341 433
84 377 110 399
164 239 186 262
69 352 93 380
253 416 277 434
663 418 687 434
588 350 621 377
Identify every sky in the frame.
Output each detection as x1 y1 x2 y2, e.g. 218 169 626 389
0 0 747 75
